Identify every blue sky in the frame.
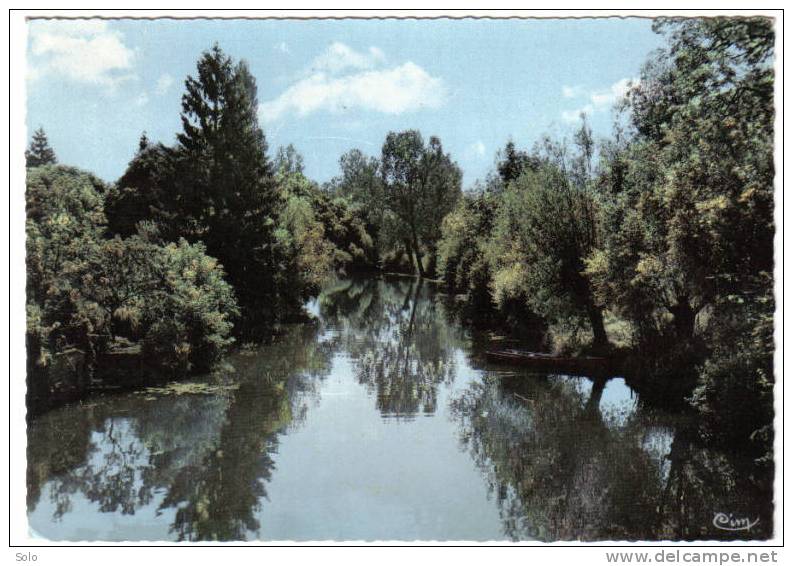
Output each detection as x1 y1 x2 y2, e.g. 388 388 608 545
26 17 665 186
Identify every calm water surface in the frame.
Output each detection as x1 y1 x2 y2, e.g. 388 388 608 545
27 276 772 541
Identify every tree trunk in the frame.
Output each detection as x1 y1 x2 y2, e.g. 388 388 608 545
585 377 607 414
413 250 425 278
587 302 609 351
411 231 425 279
406 278 423 339
424 242 438 279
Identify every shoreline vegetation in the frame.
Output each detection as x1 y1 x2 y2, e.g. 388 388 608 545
26 17 774 497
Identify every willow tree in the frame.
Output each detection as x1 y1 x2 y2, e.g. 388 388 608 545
380 130 462 277
489 159 606 350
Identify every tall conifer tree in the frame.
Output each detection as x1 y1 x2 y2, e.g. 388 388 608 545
176 44 282 324
26 127 57 167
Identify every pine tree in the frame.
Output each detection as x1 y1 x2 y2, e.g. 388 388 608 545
175 44 282 325
496 141 537 186
138 131 149 152
25 127 57 167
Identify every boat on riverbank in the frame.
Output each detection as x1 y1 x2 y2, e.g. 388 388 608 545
485 348 609 374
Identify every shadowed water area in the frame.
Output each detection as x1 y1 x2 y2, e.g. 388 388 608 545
26 276 773 541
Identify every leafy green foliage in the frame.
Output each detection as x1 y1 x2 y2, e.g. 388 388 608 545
380 130 462 277
171 46 284 325
141 238 239 374
26 165 238 409
325 149 384 249
583 18 775 463
105 136 176 238
105 45 313 333
274 144 305 177
495 140 539 187
104 45 384 336
26 165 112 375
584 138 675 339
589 17 774 341
276 167 377 297
26 22 776 489
274 172 337 298
327 149 382 207
690 279 774 464
437 190 497 309
488 156 607 348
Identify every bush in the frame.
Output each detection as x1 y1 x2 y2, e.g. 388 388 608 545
26 165 239 406
690 285 774 464
437 192 496 310
487 163 608 348
26 165 113 401
141 239 239 374
276 171 378 298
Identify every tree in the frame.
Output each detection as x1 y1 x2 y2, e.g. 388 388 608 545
325 149 385 260
582 18 775 471
277 166 377 293
437 190 497 310
105 135 177 238
140 237 239 374
275 172 338 298
174 45 283 323
652 17 774 295
274 144 305 177
496 140 538 186
488 158 607 350
26 166 109 378
380 130 462 277
588 17 774 341
25 165 239 410
26 127 57 167
332 150 381 200
327 149 382 218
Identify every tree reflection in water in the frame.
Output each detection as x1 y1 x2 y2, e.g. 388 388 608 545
451 372 773 541
27 277 774 541
318 276 461 418
27 324 335 541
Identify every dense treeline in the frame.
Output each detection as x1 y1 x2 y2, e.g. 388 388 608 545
26 164 239 412
27 14 775 479
323 131 462 277
25 45 378 413
24 43 460 413
437 18 775 465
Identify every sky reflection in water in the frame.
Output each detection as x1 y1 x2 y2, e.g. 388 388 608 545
27 276 772 541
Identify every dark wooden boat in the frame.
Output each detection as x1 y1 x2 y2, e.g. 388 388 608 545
485 348 609 373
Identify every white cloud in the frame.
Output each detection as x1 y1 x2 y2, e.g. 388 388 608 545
260 61 445 122
590 78 635 108
28 19 136 89
309 42 386 74
560 78 637 123
134 92 149 107
275 41 290 54
562 85 580 99
468 140 486 158
155 73 174 95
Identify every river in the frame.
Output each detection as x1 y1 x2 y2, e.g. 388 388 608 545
26 276 773 542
